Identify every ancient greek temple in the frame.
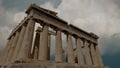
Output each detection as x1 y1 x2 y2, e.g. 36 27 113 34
0 4 105 68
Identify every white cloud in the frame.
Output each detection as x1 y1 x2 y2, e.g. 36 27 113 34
57 0 120 34
41 2 55 10
14 12 26 23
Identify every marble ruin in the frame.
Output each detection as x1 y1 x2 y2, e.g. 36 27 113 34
0 4 105 68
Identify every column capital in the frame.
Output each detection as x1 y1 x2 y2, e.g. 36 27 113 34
36 27 42 33
83 39 89 45
28 15 34 20
54 27 62 31
66 32 73 36
41 22 50 27
83 39 94 47
89 41 98 47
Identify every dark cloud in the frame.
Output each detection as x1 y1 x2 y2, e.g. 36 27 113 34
99 33 120 68
113 0 120 7
100 33 120 55
103 52 120 68
2 0 61 11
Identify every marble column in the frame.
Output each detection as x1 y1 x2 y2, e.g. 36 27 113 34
0 39 11 64
33 46 39 59
0 56 1 64
0 46 5 63
3 36 14 64
38 24 49 61
47 35 50 60
90 43 98 66
33 28 40 59
0 57 2 64
55 30 63 62
8 31 20 62
12 25 26 60
84 40 92 65
6 32 18 62
18 18 35 60
66 34 75 63
76 38 84 65
0 49 5 64
95 45 104 66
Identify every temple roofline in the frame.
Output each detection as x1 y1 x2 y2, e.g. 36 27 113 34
25 4 98 39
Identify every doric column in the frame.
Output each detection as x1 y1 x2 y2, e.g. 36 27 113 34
7 31 20 62
90 43 98 66
0 47 6 64
0 56 2 64
18 18 35 60
12 25 26 60
66 34 75 63
0 39 11 64
95 45 104 66
38 24 49 61
76 38 84 65
84 40 92 65
4 36 14 64
47 35 50 60
33 46 39 59
55 30 63 62
33 27 41 59
0 48 6 64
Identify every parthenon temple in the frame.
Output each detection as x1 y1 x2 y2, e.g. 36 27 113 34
0 4 105 68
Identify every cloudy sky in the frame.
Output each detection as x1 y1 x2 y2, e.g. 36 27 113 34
0 0 120 68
